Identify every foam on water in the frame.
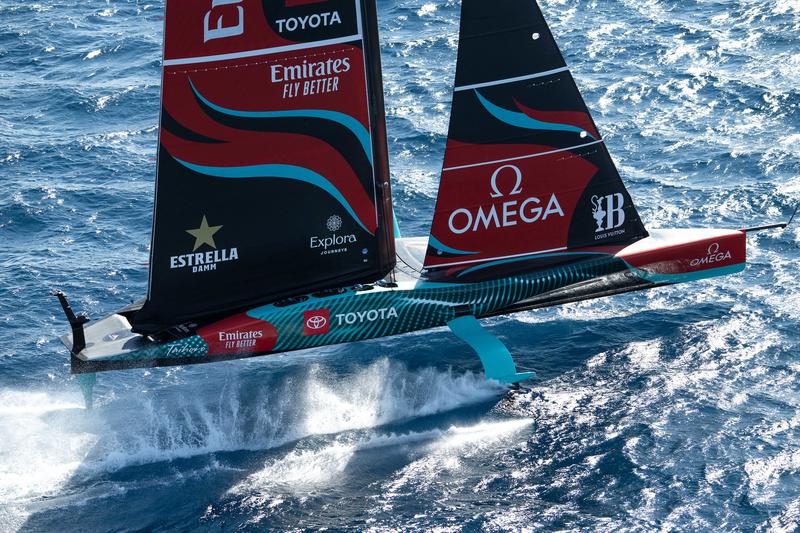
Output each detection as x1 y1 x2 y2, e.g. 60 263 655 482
0 359 503 528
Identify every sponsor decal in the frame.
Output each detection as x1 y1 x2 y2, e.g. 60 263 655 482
689 242 733 268
164 343 207 357
303 309 330 336
204 0 244 43
447 165 564 235
591 193 626 240
216 329 263 349
275 11 341 33
272 57 351 99
334 306 398 326
310 215 358 256
198 314 278 355
170 215 239 273
326 215 343 232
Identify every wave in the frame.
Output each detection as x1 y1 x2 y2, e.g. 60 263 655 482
0 358 504 523
227 417 533 509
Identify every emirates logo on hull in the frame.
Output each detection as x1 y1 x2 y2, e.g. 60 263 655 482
197 314 278 356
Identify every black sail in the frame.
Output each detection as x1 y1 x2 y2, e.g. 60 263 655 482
133 0 394 334
423 0 648 276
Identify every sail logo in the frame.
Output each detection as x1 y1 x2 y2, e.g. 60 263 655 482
310 215 357 256
592 194 626 233
170 215 239 273
275 11 342 33
204 0 244 43
273 58 351 98
448 165 564 235
335 307 398 326
303 309 330 336
689 243 732 268
326 215 343 232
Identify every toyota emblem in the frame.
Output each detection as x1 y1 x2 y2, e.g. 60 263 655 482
306 315 327 330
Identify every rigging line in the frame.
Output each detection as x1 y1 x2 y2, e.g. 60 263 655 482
395 252 425 275
787 204 799 226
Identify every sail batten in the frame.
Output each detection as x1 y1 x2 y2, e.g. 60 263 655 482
442 140 605 172
423 0 648 280
453 66 570 92
163 34 364 67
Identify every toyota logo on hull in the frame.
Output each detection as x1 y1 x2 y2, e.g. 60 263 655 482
307 316 327 330
303 309 330 336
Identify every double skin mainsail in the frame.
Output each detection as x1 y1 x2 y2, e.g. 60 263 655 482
133 0 395 334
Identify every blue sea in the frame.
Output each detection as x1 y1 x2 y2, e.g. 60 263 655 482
1 0 799 530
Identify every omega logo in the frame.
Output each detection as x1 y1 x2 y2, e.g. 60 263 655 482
447 164 564 235
490 165 523 198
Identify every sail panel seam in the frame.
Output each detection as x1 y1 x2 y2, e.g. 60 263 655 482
454 66 569 92
164 34 363 66
442 139 604 171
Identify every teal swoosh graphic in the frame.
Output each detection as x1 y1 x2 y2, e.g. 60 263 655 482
428 235 479 256
189 80 373 163
475 90 596 140
174 158 372 234
457 251 611 277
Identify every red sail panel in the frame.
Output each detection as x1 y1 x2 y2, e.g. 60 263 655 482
133 0 395 334
427 143 601 269
423 0 647 278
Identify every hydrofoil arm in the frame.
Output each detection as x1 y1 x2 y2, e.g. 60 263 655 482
447 315 535 385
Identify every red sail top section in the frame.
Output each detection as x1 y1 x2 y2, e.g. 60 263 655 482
133 0 395 334
422 0 647 279
163 0 359 66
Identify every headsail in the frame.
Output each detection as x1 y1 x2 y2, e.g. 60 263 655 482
423 0 648 280
133 0 395 334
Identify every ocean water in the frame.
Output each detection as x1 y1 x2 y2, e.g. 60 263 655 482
1 0 799 530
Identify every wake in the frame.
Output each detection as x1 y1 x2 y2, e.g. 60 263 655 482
0 358 505 527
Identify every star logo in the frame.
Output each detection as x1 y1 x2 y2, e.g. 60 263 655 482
186 215 223 251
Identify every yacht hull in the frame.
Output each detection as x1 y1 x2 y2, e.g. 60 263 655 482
63 228 746 375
